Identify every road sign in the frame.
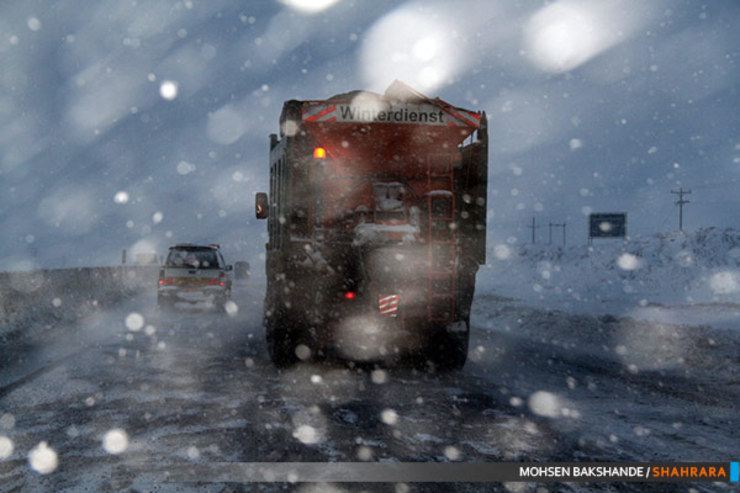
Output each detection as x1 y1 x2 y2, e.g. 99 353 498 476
589 213 627 238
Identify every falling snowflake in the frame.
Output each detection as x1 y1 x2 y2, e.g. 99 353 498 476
159 80 179 100
28 441 58 474
102 429 129 454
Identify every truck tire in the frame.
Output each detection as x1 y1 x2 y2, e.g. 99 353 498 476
265 306 302 368
429 327 469 371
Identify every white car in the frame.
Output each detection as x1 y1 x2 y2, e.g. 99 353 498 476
157 244 232 310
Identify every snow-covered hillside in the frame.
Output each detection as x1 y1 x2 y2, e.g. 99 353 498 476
479 227 740 326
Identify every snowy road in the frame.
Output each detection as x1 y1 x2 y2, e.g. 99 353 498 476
1 282 738 492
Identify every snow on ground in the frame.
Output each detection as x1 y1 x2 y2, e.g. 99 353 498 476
478 227 740 329
1 231 739 491
0 266 156 341
468 228 740 475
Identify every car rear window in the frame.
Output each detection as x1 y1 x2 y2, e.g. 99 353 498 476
166 249 220 269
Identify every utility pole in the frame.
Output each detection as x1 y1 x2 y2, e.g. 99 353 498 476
671 188 692 232
562 222 567 246
550 222 566 246
527 216 539 244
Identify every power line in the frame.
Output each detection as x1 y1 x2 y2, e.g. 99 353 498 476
690 177 740 190
527 216 540 244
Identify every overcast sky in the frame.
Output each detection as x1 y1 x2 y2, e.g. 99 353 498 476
1 0 738 270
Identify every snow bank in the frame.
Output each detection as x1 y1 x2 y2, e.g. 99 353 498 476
479 227 740 322
0 266 157 339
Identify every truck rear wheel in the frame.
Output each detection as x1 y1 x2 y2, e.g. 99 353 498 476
266 304 323 368
265 309 300 368
428 327 469 371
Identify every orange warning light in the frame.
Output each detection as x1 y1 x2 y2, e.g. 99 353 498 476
313 147 327 159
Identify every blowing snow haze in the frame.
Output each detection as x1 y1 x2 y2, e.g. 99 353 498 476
0 0 738 270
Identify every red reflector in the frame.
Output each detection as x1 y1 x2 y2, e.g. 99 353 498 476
378 294 400 317
344 291 356 300
313 147 327 159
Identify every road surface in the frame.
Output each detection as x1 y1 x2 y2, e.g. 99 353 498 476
1 282 738 492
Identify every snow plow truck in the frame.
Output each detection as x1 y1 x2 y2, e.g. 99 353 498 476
255 80 488 370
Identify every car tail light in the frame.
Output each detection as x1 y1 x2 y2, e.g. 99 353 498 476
344 291 356 300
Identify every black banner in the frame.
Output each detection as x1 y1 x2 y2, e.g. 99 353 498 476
155 461 738 484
